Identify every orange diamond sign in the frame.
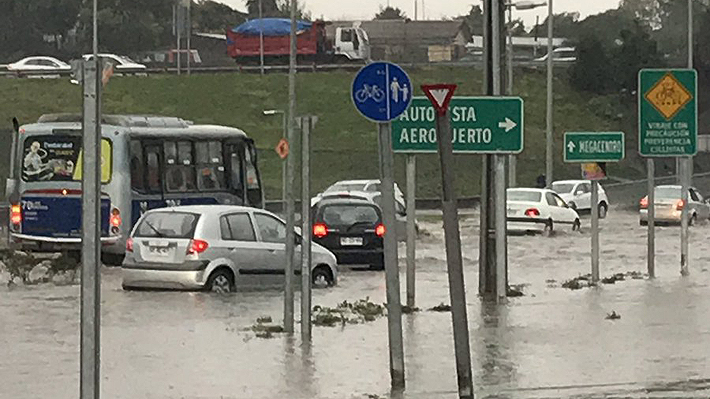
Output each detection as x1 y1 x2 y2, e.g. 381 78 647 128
644 73 692 120
275 138 289 159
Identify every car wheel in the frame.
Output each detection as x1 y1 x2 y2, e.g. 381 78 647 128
543 220 554 237
598 203 608 219
312 266 334 288
640 220 647 226
206 268 235 293
689 213 697 227
572 218 581 231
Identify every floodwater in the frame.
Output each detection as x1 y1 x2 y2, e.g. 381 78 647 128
2 209 710 398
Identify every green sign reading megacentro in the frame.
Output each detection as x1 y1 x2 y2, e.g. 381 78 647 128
564 132 625 163
391 97 524 154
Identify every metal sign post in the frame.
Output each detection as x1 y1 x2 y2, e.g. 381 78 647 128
639 69 697 276
283 0 298 334
422 84 474 399
80 58 102 399
379 122 405 388
564 132 625 284
352 61 411 390
299 116 316 342
405 154 416 308
647 159 655 278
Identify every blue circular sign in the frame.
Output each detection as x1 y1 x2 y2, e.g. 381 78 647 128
351 62 412 122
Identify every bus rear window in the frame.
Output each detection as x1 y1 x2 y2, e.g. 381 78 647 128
22 135 112 183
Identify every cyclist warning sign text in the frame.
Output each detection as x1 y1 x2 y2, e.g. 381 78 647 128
639 69 697 157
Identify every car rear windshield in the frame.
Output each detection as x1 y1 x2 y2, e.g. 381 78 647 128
320 205 380 227
135 212 199 238
551 183 575 194
507 190 542 202
325 183 367 193
655 187 681 199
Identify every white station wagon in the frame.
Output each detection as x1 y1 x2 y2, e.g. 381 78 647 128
506 188 581 234
122 205 338 293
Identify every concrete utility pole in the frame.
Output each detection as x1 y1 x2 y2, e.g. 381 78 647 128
480 0 507 300
299 116 315 342
80 0 101 397
259 0 265 75
545 0 553 187
680 0 693 276
186 0 191 75
284 0 298 334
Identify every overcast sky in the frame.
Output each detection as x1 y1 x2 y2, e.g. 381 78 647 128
219 0 621 28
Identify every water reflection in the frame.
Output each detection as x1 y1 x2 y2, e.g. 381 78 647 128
475 301 517 395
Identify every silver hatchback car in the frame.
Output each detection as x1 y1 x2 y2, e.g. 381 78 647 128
122 205 338 293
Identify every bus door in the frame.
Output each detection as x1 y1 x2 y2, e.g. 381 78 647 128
225 139 263 209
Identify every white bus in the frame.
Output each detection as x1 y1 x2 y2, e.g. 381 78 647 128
7 114 264 265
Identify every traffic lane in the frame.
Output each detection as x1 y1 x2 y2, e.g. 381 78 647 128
3 210 710 398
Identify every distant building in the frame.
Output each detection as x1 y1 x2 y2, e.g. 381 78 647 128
329 20 472 63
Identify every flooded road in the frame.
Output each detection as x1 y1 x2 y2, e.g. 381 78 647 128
2 209 710 398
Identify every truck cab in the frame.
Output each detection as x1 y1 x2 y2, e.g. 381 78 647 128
334 26 370 62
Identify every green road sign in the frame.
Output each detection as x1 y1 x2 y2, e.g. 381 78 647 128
391 97 524 154
564 132 625 163
639 69 697 157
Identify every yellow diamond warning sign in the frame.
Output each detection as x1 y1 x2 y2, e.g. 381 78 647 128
644 73 692 120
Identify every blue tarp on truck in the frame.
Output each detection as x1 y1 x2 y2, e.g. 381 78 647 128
231 18 312 37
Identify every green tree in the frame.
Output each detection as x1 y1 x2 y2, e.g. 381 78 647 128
375 6 406 20
459 5 483 35
568 36 613 93
535 12 581 39
193 0 247 32
245 0 281 18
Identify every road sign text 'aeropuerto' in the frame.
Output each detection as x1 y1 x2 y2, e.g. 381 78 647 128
392 97 523 154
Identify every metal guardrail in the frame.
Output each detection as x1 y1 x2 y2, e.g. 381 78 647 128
0 60 569 78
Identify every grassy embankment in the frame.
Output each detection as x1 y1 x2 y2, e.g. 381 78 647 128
0 66 638 200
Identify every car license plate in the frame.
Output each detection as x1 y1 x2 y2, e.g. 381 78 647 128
341 237 363 246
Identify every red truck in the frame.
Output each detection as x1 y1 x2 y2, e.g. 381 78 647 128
226 18 370 64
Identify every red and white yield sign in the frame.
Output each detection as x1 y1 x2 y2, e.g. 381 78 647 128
275 138 289 159
421 84 457 115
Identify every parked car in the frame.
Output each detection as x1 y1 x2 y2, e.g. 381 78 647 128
122 205 338 293
311 196 385 270
639 185 710 226
534 47 577 63
82 53 147 75
6 56 71 77
551 180 610 218
311 179 405 209
506 188 581 234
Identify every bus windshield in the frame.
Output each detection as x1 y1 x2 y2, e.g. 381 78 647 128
22 135 112 183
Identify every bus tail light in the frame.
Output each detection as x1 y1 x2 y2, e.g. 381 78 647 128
187 239 209 255
126 237 134 252
110 208 121 235
10 204 21 226
375 224 386 237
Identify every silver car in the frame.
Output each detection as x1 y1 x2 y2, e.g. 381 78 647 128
122 205 338 293
639 185 710 225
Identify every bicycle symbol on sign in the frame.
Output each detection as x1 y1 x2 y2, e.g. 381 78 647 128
355 84 386 103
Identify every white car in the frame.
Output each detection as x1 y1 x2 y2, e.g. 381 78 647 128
6 56 71 77
506 188 581 234
311 179 405 209
534 47 577 63
82 53 147 75
552 180 610 218
639 185 710 226
122 205 338 293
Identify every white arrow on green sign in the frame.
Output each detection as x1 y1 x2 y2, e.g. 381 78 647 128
564 132 625 163
391 97 524 154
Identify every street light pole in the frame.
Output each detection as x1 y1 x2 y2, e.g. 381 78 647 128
545 0 554 187
259 0 265 75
